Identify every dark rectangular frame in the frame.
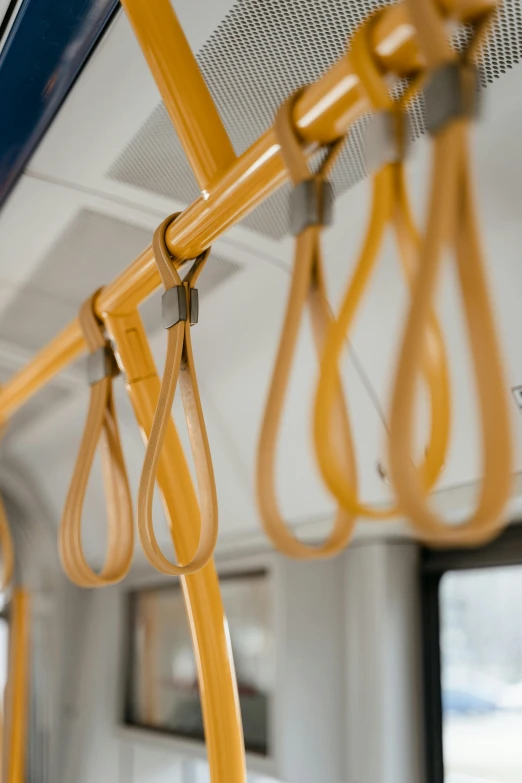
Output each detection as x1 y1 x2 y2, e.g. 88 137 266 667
123 569 270 755
421 523 522 783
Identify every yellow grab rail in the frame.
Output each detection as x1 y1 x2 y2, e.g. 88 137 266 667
119 0 236 188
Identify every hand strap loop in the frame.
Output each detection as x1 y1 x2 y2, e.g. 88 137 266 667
59 290 134 587
256 90 358 559
313 11 451 520
137 214 218 576
388 0 512 544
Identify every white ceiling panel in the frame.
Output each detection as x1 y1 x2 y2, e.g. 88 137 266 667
25 3 286 265
0 174 159 285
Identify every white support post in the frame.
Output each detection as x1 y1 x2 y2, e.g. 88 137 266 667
344 542 426 783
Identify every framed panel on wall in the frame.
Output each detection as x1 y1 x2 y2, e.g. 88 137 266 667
124 570 274 756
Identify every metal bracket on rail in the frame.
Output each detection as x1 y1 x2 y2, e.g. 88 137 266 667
87 344 120 386
289 179 334 236
162 284 199 328
363 110 410 172
424 63 481 135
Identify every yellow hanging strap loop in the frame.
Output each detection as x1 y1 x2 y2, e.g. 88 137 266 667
137 214 218 576
59 290 134 587
256 91 358 559
313 11 451 519
0 495 14 591
388 0 512 545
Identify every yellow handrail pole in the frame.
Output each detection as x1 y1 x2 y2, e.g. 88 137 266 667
105 308 245 783
0 0 495 420
4 590 29 783
120 0 236 188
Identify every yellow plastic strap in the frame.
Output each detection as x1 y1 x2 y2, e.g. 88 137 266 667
59 290 134 587
388 0 512 544
313 12 451 519
137 214 218 575
256 91 358 559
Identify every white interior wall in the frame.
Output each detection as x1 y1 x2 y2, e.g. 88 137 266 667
0 462 92 783
345 542 425 783
51 540 424 783
273 556 346 782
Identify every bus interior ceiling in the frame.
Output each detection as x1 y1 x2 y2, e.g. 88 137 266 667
0 0 521 782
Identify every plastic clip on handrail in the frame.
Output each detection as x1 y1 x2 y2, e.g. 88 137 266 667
59 290 134 587
256 91 358 558
137 214 218 575
388 0 512 544
313 11 451 520
0 495 14 591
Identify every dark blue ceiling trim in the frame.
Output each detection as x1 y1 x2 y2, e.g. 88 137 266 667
0 0 120 208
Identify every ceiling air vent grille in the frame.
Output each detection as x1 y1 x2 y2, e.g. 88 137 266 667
0 209 153 353
0 209 242 351
107 0 521 241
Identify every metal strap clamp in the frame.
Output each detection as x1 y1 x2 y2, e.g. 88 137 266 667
424 63 481 136
87 345 120 386
289 179 334 236
363 110 410 173
162 286 199 329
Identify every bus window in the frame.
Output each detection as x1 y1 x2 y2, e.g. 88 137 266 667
423 526 522 783
440 566 522 783
125 570 274 757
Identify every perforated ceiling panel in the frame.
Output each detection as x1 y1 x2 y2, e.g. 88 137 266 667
108 0 521 240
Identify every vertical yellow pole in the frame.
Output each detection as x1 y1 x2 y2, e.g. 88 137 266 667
120 0 236 188
105 309 245 782
0 688 3 783
5 590 29 783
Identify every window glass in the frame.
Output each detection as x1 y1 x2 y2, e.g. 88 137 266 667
440 566 522 783
127 572 274 756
